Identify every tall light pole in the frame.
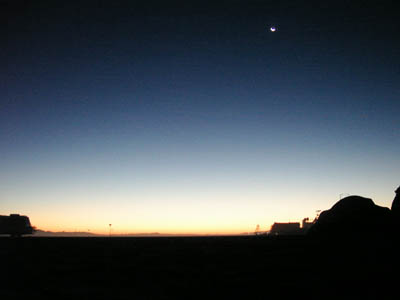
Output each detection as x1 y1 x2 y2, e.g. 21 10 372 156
109 224 112 237
255 224 260 235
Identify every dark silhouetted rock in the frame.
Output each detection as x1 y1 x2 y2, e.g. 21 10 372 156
308 195 393 237
391 186 400 216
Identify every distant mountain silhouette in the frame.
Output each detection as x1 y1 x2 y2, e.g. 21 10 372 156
308 187 400 237
34 230 97 237
32 230 205 237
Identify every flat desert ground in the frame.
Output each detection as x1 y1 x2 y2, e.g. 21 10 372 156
1 235 397 299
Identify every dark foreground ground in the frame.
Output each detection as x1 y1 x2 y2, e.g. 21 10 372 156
1 235 398 299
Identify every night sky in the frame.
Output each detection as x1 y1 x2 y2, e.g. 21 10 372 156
1 0 399 234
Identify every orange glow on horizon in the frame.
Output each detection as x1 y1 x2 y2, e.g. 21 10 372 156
6 190 395 236
33 222 270 236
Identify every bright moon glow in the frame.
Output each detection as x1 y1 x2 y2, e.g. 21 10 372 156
270 27 276 32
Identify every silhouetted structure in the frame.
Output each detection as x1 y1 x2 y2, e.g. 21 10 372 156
254 224 260 235
308 195 395 237
301 218 314 231
270 222 301 235
0 214 34 237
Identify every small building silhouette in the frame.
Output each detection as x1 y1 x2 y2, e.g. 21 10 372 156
269 222 301 235
0 214 34 237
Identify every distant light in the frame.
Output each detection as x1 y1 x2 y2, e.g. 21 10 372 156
270 27 276 32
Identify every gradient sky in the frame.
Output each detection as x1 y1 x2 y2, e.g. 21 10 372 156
1 0 399 234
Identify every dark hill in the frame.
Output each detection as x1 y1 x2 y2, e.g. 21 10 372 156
308 195 393 237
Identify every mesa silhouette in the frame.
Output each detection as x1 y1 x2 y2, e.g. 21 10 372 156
308 186 400 237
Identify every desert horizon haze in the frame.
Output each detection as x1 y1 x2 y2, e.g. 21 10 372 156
1 1 399 235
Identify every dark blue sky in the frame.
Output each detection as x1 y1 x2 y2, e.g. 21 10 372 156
1 0 399 233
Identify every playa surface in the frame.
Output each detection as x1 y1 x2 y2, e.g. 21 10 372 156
1 235 397 299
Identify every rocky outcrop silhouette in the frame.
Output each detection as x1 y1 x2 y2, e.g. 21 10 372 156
308 192 398 237
391 186 400 216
